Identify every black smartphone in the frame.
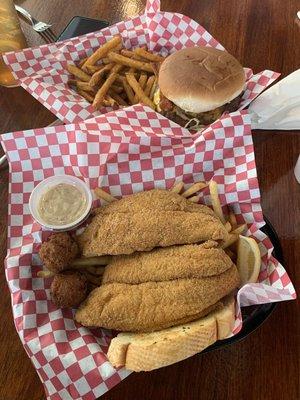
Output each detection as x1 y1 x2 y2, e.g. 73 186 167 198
56 16 109 41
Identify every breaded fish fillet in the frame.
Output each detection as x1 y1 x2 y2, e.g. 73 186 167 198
75 266 239 332
75 243 240 332
78 189 228 256
102 241 232 284
92 189 214 215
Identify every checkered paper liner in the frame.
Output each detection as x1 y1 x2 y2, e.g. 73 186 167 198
0 105 296 400
3 0 279 126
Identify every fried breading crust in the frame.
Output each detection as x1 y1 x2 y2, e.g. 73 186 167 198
75 265 240 332
51 272 87 308
102 241 233 284
39 232 79 273
78 190 228 256
92 189 215 215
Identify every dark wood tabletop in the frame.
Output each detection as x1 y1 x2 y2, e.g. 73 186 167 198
0 1 299 399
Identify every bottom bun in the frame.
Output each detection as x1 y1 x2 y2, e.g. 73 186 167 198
107 296 235 372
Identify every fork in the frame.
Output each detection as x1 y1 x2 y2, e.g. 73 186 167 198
15 5 56 43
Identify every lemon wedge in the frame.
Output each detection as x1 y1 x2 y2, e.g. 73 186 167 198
237 235 261 286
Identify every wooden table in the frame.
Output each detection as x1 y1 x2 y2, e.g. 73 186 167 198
0 1 299 399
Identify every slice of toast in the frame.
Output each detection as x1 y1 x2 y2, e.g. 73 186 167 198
107 296 235 372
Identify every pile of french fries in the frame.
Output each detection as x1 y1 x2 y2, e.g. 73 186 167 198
67 35 164 110
37 255 109 287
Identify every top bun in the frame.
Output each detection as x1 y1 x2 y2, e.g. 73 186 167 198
158 47 245 113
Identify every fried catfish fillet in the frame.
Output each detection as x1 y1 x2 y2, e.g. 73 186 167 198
75 242 239 332
77 189 228 256
102 240 232 284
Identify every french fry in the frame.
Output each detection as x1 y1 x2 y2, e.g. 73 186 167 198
112 43 123 53
111 43 123 53
67 64 91 82
77 89 94 103
109 89 129 106
93 64 122 109
76 81 94 92
94 187 117 202
37 270 55 278
171 181 184 194
89 64 114 89
120 49 135 58
228 211 238 229
102 57 111 64
118 75 135 104
126 73 155 109
134 47 165 62
78 57 88 68
84 64 103 74
151 61 160 76
231 224 247 235
139 73 148 88
209 180 226 223
67 78 77 86
144 75 156 97
91 76 104 91
120 49 144 61
221 233 239 249
108 52 154 73
84 35 122 66
181 182 208 198
105 95 117 107
71 256 111 267
133 73 147 102
225 221 232 232
84 59 111 70
115 75 125 83
188 195 200 203
109 63 123 75
103 98 115 107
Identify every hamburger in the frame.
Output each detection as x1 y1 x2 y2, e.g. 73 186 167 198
154 46 246 130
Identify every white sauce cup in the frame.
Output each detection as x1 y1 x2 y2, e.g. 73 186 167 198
29 175 93 231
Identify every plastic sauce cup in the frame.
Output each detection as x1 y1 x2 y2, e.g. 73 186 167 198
29 175 93 231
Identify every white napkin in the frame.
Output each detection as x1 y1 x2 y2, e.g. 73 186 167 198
249 69 300 130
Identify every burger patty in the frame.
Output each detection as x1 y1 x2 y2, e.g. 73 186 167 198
226 93 243 113
158 92 243 128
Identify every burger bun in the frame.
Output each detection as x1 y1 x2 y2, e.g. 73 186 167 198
158 46 245 114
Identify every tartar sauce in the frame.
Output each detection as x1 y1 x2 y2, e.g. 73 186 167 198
38 183 87 226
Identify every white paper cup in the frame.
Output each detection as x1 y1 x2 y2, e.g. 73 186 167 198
29 175 92 231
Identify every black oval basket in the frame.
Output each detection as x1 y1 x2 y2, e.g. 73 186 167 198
203 216 282 353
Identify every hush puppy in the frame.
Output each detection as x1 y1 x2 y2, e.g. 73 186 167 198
51 271 88 308
39 232 79 273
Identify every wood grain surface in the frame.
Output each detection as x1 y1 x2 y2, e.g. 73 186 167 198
0 1 299 399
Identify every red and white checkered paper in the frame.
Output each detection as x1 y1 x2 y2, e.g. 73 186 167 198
0 105 296 400
3 0 279 126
